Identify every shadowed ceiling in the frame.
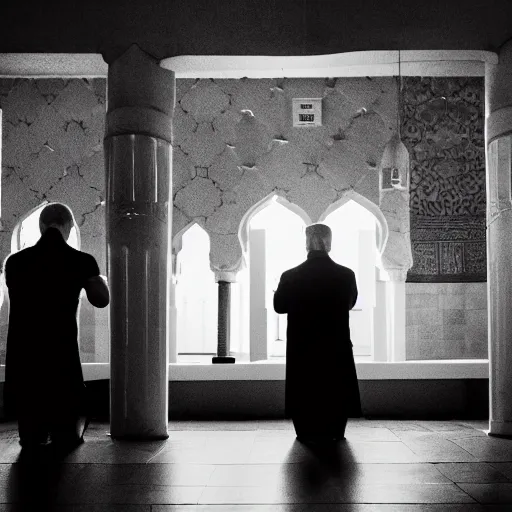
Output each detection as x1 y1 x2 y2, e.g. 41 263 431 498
2 0 512 63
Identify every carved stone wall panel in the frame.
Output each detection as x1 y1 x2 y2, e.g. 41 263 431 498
172 77 395 270
404 77 486 282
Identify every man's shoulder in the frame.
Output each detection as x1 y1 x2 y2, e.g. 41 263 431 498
69 246 96 261
4 245 97 270
4 246 36 269
282 260 309 278
332 261 356 277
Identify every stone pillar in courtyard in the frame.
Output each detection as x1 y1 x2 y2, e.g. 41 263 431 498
379 186 413 362
105 45 175 439
210 234 243 364
486 39 512 438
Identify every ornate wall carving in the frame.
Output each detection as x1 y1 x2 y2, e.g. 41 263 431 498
403 77 486 282
172 77 397 274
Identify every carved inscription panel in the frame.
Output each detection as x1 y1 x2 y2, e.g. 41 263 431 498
403 77 486 282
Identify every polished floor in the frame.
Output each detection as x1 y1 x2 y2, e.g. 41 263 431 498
0 419 512 510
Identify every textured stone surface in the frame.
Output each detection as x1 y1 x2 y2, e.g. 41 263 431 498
180 79 230 123
380 188 413 274
174 177 222 218
288 173 337 223
404 77 486 282
180 122 226 167
172 146 195 195
208 148 244 191
171 77 401 270
406 282 487 359
318 140 372 191
0 78 107 363
209 233 244 277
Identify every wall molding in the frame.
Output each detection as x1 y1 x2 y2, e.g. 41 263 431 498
0 50 497 78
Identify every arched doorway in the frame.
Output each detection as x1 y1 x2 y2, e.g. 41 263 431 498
321 199 381 357
175 223 217 358
238 194 310 360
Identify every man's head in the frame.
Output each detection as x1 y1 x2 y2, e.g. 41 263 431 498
39 202 75 240
306 223 332 253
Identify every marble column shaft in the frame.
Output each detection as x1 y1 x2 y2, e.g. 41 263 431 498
105 45 175 439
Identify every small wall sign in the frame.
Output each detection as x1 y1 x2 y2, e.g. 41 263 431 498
292 98 322 127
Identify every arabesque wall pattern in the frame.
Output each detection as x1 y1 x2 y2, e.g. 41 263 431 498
403 77 486 282
172 77 407 277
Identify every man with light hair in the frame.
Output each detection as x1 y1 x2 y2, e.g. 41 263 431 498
274 222 361 444
3 202 110 453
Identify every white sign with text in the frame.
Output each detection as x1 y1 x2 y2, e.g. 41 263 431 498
292 98 322 127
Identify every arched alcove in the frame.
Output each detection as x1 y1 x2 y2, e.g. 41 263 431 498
174 223 217 358
318 190 388 256
237 194 309 360
321 199 381 357
238 192 312 256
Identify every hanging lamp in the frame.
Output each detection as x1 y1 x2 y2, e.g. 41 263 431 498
381 50 410 190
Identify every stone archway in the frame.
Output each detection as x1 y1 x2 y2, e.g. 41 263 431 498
238 191 312 257
172 222 217 358
238 192 311 361
318 189 388 256
318 193 387 358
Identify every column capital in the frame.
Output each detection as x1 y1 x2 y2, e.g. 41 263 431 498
106 44 175 143
214 271 238 283
383 268 409 282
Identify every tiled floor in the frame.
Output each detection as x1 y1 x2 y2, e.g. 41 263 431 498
0 419 512 510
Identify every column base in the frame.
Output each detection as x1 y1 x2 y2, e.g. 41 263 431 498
488 420 512 439
212 356 236 364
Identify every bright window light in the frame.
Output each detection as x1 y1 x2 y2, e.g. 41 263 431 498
175 223 217 355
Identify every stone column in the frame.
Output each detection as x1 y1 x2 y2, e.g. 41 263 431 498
486 39 512 437
105 45 175 439
379 187 413 362
249 228 268 362
213 279 235 364
210 234 243 364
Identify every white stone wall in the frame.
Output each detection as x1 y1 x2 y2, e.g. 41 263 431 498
406 282 488 359
172 77 406 276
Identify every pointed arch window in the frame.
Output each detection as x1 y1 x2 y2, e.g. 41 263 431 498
175 223 217 357
322 199 381 357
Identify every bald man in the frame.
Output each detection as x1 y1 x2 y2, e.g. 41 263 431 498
3 202 110 452
274 223 361 444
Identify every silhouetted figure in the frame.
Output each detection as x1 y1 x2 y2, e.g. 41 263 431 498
3 203 110 452
273 223 361 444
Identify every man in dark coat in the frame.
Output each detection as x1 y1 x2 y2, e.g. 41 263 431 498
273 223 361 444
3 202 110 450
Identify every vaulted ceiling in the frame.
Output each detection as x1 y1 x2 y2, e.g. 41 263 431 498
3 0 512 63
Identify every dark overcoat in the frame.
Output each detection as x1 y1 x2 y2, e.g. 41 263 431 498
273 250 362 420
3 227 100 424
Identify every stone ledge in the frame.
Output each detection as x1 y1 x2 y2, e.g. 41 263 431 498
0 360 488 382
